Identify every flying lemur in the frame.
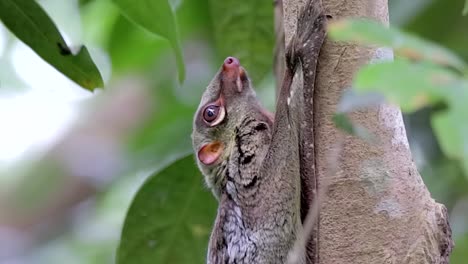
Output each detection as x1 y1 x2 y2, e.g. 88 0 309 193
192 0 327 263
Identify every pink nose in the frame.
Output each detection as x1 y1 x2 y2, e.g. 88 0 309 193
222 56 240 80
222 56 244 92
223 56 239 69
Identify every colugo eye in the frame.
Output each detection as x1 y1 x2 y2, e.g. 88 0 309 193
202 104 225 126
203 105 219 122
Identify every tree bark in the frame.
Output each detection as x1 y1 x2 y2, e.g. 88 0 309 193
282 0 454 263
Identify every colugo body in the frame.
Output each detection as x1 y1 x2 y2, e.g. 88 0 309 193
192 56 302 263
192 1 326 263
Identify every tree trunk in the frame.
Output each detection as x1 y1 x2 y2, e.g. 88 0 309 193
282 0 454 263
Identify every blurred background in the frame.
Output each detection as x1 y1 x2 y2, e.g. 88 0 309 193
0 0 466 263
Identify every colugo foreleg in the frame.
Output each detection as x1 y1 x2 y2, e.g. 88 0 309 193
285 0 327 263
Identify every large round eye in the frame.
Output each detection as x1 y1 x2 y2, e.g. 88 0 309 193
203 105 219 122
202 104 225 126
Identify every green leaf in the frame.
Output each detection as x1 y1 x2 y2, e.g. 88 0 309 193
209 0 274 84
79 0 94 6
332 113 355 135
117 155 216 264
353 59 468 177
431 83 468 176
112 0 185 82
328 19 467 73
107 15 169 73
337 89 385 113
432 111 461 159
354 59 458 112
80 0 120 46
0 0 103 90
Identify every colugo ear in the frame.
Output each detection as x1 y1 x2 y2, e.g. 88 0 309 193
198 141 224 165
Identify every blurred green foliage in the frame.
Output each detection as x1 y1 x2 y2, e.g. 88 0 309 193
0 0 467 263
117 155 216 264
112 0 185 82
329 19 466 71
209 0 274 84
0 0 103 90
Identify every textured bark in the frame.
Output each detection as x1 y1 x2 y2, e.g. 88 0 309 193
282 0 454 263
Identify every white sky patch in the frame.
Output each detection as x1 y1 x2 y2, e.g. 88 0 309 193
39 0 83 46
11 41 92 101
1 0 110 166
0 41 93 163
0 90 77 162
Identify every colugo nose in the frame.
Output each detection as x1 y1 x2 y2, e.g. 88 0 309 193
222 56 243 92
223 57 240 78
223 56 239 68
